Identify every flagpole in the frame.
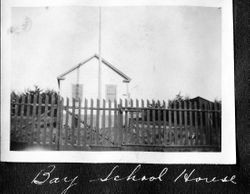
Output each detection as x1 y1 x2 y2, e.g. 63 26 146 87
98 7 102 100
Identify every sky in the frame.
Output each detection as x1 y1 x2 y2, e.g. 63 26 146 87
11 6 221 101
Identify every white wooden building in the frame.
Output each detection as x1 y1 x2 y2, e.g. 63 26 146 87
57 54 131 103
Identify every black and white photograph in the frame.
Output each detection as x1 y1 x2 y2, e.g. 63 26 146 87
1 0 235 164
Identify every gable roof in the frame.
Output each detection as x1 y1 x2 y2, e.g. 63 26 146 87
189 96 214 104
57 54 131 83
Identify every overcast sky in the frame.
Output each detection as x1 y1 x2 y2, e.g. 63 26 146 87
11 6 221 101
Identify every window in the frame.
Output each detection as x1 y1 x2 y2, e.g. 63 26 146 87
106 84 117 102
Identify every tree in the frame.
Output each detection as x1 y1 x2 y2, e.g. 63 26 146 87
11 85 59 104
168 92 190 108
11 85 59 116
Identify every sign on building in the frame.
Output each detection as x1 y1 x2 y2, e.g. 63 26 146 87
72 84 83 101
106 84 117 102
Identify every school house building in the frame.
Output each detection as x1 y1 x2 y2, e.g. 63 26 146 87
57 54 131 103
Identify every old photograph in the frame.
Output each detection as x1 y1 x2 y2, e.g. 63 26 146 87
9 6 222 152
1 0 235 163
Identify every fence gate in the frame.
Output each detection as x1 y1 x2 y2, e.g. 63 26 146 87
120 100 171 148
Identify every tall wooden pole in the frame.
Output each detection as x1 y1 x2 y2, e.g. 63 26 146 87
98 7 102 100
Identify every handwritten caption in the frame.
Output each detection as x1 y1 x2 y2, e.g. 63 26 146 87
31 165 236 194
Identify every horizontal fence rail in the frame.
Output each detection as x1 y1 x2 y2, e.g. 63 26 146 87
10 94 221 151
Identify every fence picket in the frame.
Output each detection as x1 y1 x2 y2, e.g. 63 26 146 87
178 101 183 145
135 99 139 144
199 103 205 145
130 99 134 144
20 95 25 142
31 95 37 144
152 100 156 144
168 103 172 145
141 99 145 144
49 94 55 145
204 104 209 145
214 102 219 147
163 100 167 145
157 100 161 144
124 99 128 144
108 100 112 143
207 103 211 145
96 99 100 145
90 99 94 145
43 95 49 145
71 98 76 146
184 101 188 145
64 98 70 146
119 99 123 146
146 100 151 144
37 95 42 144
194 102 199 145
13 96 19 141
57 97 64 150
83 99 88 146
102 99 106 140
26 94 31 143
173 102 178 145
77 99 81 146
189 101 193 145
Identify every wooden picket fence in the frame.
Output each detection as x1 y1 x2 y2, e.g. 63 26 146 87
10 94 221 151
